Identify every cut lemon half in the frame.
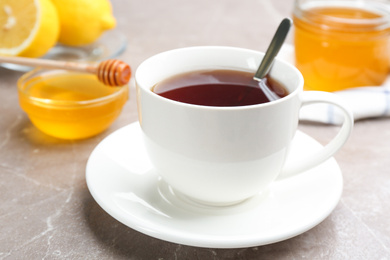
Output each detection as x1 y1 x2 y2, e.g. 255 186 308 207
0 0 59 57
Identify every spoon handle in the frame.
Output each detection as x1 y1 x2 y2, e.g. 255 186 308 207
254 18 292 80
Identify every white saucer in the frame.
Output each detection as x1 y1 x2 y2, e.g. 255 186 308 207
86 122 343 248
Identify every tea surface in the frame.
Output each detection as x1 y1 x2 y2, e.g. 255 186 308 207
152 69 288 107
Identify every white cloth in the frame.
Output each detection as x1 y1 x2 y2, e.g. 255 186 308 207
277 44 390 125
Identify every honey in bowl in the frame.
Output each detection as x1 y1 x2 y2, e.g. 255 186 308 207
18 69 129 140
293 0 390 92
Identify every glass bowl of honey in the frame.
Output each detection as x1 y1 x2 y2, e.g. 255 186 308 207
293 0 390 92
18 69 129 140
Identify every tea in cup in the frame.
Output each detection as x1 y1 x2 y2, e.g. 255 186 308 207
136 46 353 206
152 69 288 106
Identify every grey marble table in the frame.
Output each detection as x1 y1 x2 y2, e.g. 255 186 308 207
1 0 390 259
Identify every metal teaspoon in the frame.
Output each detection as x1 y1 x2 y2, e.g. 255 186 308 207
253 18 292 101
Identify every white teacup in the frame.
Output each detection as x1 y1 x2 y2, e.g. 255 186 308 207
136 46 353 206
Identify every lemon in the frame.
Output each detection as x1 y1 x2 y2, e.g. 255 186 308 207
51 0 116 46
0 0 59 57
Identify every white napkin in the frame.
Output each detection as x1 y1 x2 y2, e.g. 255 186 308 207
277 44 390 125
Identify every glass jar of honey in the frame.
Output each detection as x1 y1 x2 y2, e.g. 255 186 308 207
293 0 390 91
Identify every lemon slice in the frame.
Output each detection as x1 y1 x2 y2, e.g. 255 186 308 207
0 0 59 57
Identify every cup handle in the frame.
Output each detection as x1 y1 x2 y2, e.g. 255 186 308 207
278 91 354 180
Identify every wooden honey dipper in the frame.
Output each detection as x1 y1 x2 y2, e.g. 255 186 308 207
0 56 131 86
